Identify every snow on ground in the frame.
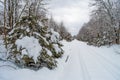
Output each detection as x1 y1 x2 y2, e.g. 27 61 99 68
0 39 120 80
0 36 7 59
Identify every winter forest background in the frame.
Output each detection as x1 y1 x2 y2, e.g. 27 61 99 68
0 0 120 80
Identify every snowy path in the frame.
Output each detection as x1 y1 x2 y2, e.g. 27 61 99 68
0 40 120 80
61 40 120 80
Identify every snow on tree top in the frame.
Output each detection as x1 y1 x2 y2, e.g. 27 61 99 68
50 29 60 43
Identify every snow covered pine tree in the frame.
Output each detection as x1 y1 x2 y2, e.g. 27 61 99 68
6 16 64 70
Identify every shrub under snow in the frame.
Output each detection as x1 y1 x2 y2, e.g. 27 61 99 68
6 16 64 70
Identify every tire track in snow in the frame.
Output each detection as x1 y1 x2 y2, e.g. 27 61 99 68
87 47 120 80
78 50 91 80
73 42 91 80
89 47 120 72
63 42 91 80
59 43 84 80
90 47 120 69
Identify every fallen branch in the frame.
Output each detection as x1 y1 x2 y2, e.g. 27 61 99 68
65 55 69 63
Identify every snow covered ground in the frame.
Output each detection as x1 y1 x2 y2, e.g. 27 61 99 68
0 39 120 80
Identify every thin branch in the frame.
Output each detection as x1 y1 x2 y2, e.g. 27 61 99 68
17 1 28 22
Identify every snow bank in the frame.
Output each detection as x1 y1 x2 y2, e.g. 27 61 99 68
15 36 42 62
0 36 7 59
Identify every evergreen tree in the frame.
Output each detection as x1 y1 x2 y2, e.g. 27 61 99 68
48 17 72 41
6 15 63 70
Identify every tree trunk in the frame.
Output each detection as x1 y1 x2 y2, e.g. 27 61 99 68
4 0 7 48
15 0 18 23
114 28 119 44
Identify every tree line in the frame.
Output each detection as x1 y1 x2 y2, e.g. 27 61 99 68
77 0 120 46
0 0 72 41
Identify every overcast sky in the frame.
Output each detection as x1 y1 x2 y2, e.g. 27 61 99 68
48 0 91 36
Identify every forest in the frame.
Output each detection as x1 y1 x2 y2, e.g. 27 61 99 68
0 0 120 80
77 0 120 46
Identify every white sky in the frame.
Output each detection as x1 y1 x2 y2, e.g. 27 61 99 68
48 0 91 36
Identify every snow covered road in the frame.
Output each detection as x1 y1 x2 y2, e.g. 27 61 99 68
61 40 120 80
0 40 120 80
